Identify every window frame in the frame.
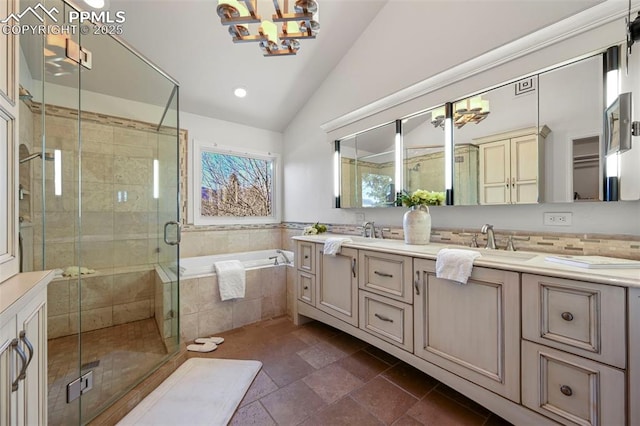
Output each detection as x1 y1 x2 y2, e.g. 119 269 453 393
192 139 281 225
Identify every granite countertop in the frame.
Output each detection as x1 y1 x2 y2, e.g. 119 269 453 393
293 234 640 288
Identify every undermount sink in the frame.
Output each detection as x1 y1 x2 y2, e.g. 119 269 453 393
474 250 538 261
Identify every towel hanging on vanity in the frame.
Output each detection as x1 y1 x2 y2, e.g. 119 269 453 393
215 260 246 301
323 237 353 256
435 248 481 285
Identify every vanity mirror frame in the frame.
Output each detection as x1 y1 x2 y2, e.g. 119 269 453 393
333 43 636 209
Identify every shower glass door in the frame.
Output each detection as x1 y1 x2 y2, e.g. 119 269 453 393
76 13 180 423
15 0 181 423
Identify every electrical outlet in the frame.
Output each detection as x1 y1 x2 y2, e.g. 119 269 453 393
543 212 572 226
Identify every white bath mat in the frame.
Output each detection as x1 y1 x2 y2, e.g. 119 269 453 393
117 358 262 426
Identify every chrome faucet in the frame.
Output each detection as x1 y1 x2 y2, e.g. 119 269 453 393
362 221 376 239
481 224 497 249
276 249 291 264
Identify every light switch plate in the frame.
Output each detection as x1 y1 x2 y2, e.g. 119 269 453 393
543 212 572 226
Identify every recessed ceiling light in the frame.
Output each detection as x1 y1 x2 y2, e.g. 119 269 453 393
234 87 247 98
84 0 105 8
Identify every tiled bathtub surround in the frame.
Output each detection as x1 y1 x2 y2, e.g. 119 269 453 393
283 222 640 260
179 266 289 342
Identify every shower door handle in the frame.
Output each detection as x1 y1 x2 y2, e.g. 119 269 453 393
163 221 181 246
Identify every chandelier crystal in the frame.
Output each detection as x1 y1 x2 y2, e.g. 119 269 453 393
217 0 319 57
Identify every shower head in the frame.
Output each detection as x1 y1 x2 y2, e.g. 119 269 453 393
19 152 55 164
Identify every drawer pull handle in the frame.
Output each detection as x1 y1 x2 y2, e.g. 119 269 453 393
304 255 309 259
303 286 309 290
18 331 34 381
11 339 27 392
560 385 573 396
374 271 393 278
561 312 574 321
352 259 357 278
374 313 394 323
414 271 421 295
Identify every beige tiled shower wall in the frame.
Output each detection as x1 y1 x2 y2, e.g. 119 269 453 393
47 269 155 339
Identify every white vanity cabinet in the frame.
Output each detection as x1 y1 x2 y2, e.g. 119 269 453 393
413 258 521 402
0 271 51 426
521 274 627 425
316 245 358 326
292 236 637 426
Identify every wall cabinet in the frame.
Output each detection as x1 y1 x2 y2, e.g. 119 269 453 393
0 272 49 426
477 126 550 205
413 259 520 402
0 0 19 284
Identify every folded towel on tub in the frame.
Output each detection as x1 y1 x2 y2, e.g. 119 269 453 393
435 248 481 285
323 237 353 256
215 260 246 301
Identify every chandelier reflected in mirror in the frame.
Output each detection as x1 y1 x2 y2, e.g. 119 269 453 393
217 0 319 57
431 96 490 129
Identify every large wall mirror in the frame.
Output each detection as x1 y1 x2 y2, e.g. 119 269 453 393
338 121 397 208
403 109 446 199
334 47 637 209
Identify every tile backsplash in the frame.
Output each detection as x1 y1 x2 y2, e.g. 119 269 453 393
283 222 640 261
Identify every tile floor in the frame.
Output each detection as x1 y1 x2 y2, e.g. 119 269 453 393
189 317 513 426
47 318 168 426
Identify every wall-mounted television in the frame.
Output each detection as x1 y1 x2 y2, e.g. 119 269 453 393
605 92 632 155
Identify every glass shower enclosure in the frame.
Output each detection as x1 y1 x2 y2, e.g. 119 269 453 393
18 0 181 423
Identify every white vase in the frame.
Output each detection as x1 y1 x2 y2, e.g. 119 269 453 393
403 205 431 245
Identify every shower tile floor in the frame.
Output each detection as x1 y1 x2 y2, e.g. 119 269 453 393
190 317 513 426
47 318 167 426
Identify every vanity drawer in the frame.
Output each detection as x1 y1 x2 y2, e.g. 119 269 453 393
359 250 413 303
359 291 413 352
522 274 626 368
297 271 315 306
522 341 625 426
296 241 315 274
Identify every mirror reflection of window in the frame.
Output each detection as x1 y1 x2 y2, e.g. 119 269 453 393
403 110 446 197
338 122 396 208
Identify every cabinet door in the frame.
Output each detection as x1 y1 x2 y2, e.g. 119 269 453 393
0 314 17 426
479 139 510 205
522 341 625 426
0 108 17 283
0 0 18 284
510 135 539 204
316 246 358 326
414 259 520 402
17 294 47 426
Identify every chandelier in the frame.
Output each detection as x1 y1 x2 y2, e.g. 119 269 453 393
216 0 319 57
431 96 490 129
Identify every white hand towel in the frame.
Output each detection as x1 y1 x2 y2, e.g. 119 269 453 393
323 237 353 256
435 248 481 285
215 260 246 301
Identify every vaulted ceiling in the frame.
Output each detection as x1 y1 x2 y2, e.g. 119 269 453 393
56 0 606 132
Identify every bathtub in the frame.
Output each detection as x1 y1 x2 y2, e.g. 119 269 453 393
168 249 296 341
172 249 294 279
